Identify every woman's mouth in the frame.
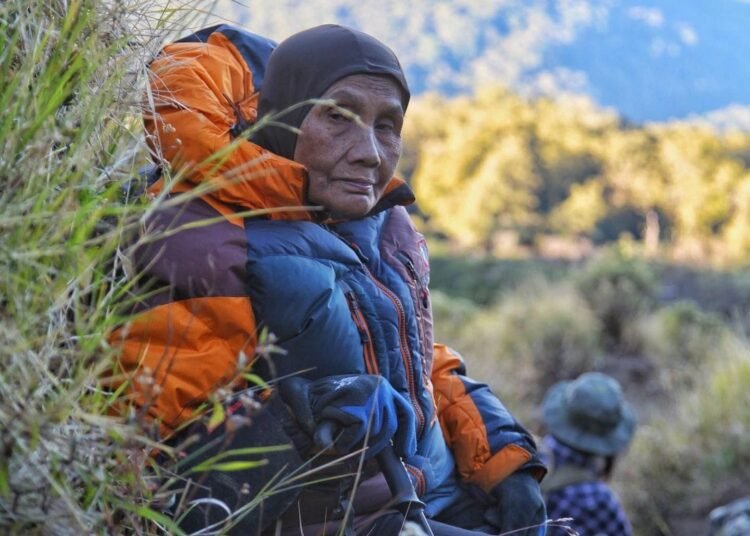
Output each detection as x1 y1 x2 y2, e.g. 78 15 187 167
336 178 374 194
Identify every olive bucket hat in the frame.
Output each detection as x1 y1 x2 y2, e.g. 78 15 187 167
542 372 636 457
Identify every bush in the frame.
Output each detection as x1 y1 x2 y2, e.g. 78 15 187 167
428 254 571 305
494 280 603 398
443 279 602 423
637 301 734 391
430 289 480 346
654 264 750 334
575 247 658 350
617 339 750 534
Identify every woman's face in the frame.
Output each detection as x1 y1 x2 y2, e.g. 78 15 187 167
293 74 404 219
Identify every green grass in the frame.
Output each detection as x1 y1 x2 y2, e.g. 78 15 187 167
429 247 750 322
428 254 572 305
0 1 201 532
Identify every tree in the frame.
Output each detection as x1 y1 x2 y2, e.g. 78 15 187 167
411 87 540 249
404 85 750 264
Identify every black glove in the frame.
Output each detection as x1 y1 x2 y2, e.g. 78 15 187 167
279 374 417 459
484 470 547 536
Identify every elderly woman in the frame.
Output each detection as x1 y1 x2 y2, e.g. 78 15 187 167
114 24 545 535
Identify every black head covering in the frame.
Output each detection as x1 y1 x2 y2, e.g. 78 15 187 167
252 24 410 160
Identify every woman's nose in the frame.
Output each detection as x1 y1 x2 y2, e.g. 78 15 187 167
348 125 381 168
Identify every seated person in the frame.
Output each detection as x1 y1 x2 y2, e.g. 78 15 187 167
540 372 636 536
112 23 546 535
709 497 750 536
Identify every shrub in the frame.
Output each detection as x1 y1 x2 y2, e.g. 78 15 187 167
637 301 734 391
430 289 479 346
653 263 750 334
575 247 658 350
617 338 750 534
444 279 602 424
428 255 571 305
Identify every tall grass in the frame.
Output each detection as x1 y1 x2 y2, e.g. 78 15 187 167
0 1 206 532
433 278 602 424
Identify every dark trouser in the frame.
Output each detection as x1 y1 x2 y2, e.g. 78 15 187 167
267 503 490 536
162 398 306 535
164 399 496 535
171 447 494 535
266 469 499 536
370 514 491 536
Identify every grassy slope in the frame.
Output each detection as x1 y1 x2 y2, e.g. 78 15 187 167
0 2 200 533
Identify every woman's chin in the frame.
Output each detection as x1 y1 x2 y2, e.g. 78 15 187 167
327 195 376 219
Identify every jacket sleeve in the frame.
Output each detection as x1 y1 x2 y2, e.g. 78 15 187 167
431 343 546 492
108 193 259 438
110 296 257 437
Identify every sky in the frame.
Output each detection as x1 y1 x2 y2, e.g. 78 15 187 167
207 0 750 125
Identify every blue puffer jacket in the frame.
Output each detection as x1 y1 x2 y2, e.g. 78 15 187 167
246 206 459 513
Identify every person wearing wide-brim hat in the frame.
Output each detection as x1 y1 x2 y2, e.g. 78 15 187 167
709 496 750 536
540 372 636 536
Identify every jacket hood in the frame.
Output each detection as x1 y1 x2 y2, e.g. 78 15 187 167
144 24 414 223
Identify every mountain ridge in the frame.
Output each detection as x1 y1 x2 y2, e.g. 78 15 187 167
216 0 750 124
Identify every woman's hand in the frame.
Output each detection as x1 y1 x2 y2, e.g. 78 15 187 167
280 374 417 459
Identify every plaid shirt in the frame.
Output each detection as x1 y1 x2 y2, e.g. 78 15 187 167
542 435 632 536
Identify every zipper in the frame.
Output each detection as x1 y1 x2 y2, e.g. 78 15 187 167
332 233 426 437
405 464 426 496
366 272 426 437
397 252 430 363
344 291 379 375
396 251 430 346
400 253 430 309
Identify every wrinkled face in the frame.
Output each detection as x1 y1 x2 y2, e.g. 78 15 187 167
293 74 404 219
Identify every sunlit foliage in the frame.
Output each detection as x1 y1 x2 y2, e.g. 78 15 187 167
404 88 750 265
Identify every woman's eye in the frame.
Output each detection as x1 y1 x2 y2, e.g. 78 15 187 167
328 111 350 122
376 122 395 132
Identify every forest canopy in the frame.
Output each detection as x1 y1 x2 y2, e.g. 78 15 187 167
402 88 750 265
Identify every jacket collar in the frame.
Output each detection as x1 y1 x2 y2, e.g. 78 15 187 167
151 146 415 223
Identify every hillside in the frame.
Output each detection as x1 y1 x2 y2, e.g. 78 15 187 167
428 251 750 535
3 2 749 534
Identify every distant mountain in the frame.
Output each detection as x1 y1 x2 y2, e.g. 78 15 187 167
215 0 750 124
538 0 750 122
